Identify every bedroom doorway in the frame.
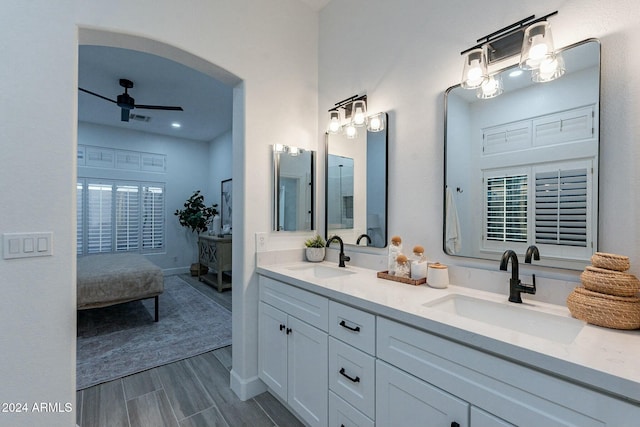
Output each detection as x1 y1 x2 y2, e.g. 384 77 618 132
76 28 240 396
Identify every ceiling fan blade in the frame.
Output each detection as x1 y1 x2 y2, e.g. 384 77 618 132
121 108 130 122
78 87 117 104
135 104 184 111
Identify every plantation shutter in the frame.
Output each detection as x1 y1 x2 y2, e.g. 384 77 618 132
535 168 588 247
77 181 84 255
486 174 528 242
86 182 113 253
142 185 164 250
115 185 140 251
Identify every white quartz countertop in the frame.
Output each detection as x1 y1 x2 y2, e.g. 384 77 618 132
256 261 640 404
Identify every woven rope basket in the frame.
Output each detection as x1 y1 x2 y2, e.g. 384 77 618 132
580 266 640 297
567 287 640 330
590 252 631 272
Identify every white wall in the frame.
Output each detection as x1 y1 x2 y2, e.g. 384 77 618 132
78 122 212 271
208 130 233 210
1 1 317 425
319 0 640 279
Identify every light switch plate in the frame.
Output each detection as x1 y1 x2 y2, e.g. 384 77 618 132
255 232 268 252
3 232 53 259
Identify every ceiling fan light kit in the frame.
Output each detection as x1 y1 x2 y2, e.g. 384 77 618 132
79 78 184 122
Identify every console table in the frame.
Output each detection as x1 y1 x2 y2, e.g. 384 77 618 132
198 235 232 292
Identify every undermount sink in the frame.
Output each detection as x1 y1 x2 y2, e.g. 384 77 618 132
423 294 584 344
286 264 356 279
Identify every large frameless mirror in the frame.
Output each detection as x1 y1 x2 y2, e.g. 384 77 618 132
444 39 600 270
326 115 388 248
273 146 315 231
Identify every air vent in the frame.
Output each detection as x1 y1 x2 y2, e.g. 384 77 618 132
129 113 151 122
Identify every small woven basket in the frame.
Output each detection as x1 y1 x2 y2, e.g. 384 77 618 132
580 266 640 297
590 252 630 272
567 287 640 330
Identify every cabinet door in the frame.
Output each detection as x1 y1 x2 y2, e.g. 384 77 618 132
376 360 468 427
288 316 328 427
471 406 515 427
258 302 288 400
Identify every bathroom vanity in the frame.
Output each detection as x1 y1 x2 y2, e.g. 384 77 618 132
256 262 640 427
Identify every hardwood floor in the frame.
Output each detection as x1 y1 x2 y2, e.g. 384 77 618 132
77 275 303 427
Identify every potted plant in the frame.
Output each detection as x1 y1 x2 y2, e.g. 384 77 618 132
304 234 326 262
174 190 218 275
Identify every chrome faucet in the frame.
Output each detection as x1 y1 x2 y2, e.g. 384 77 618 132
500 249 536 303
326 235 350 267
356 234 372 246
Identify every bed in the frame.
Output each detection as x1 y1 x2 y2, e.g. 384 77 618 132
77 253 164 322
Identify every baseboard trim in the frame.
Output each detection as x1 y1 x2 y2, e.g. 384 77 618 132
230 369 267 401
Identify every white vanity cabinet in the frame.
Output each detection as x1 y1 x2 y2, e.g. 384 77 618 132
377 317 640 427
258 276 329 427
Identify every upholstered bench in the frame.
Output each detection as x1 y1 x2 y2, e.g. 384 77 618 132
77 253 164 322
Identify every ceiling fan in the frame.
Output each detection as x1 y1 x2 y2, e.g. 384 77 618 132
78 78 184 122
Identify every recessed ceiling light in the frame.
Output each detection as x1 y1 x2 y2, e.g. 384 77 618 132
509 69 524 78
171 122 181 128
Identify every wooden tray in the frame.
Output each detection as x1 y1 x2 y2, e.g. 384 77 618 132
377 271 426 286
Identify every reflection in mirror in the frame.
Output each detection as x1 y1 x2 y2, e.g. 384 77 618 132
273 146 315 231
326 115 387 248
444 40 600 270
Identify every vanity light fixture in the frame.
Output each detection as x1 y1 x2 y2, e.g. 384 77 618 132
327 94 385 135
459 11 561 97
272 144 304 156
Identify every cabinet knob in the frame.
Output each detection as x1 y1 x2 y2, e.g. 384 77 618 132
279 324 285 331
286 327 292 335
339 320 361 332
451 422 460 427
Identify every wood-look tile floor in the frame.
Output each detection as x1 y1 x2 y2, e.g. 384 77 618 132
76 275 303 427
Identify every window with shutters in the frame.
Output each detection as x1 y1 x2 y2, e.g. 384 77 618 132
77 179 164 255
485 174 528 243
535 167 589 247
482 160 593 258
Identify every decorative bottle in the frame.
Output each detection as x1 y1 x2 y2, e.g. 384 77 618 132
410 245 428 280
395 254 411 278
388 236 402 275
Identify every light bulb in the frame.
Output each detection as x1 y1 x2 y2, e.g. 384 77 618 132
345 123 357 139
329 117 341 133
369 116 381 130
351 100 367 127
367 113 385 132
328 110 341 134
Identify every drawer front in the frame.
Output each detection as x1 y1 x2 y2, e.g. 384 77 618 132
259 276 329 331
329 391 374 427
329 301 376 355
329 337 375 419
